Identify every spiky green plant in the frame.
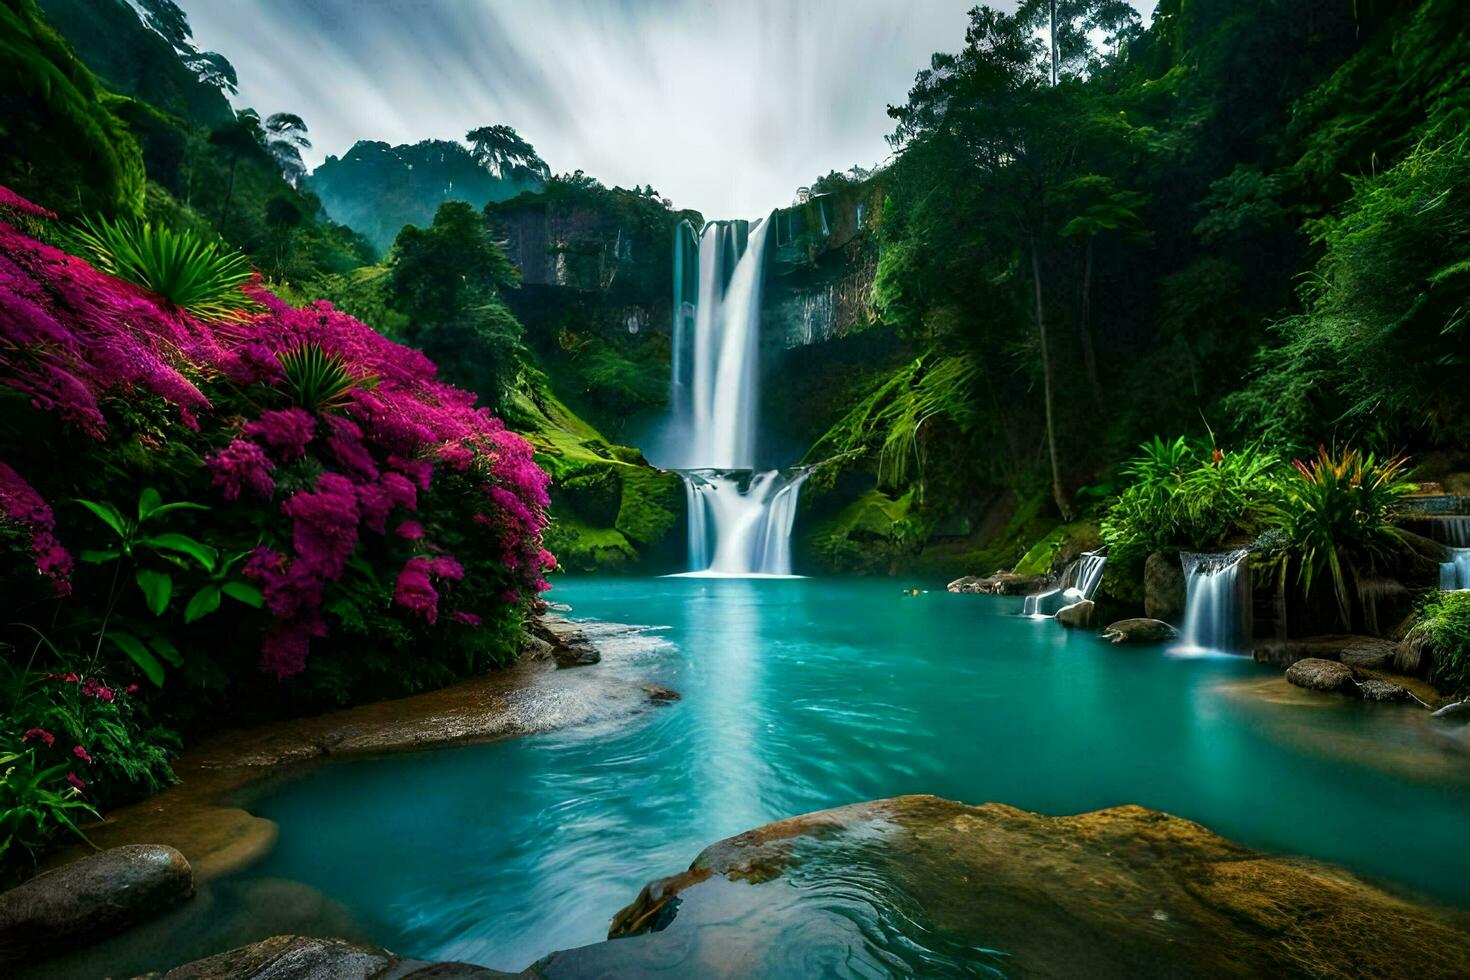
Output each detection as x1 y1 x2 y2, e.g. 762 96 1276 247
278 344 365 412
1406 591 1470 695
69 216 253 319
1279 446 1416 627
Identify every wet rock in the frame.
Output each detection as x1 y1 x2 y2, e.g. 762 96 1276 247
641 683 682 704
518 630 556 662
946 572 1049 596
152 934 512 978
1431 700 1470 722
1144 552 1185 623
1286 658 1357 693
568 796 1470 978
0 844 192 964
1102 618 1178 644
1355 678 1413 703
530 614 601 668
1254 635 1396 670
1055 599 1094 629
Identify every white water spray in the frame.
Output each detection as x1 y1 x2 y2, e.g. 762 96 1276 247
1021 551 1108 618
668 212 804 576
1177 551 1250 653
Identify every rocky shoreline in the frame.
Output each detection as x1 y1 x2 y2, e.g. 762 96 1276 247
139 796 1470 978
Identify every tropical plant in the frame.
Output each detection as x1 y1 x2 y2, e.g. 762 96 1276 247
277 343 365 412
69 215 253 318
0 746 98 872
1274 446 1416 627
1406 591 1470 696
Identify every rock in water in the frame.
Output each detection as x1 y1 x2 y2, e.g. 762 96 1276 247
0 844 192 964
947 572 1049 595
529 614 601 668
154 934 512 978
1355 678 1412 703
557 797 1470 978
1102 618 1179 644
1055 599 1094 629
1285 658 1356 693
1144 552 1185 622
1253 635 1396 670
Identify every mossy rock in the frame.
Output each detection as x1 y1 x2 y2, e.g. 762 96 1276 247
1013 521 1103 577
543 518 637 573
804 489 921 574
615 466 680 548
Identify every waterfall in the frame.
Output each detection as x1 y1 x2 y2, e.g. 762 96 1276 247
1021 551 1107 618
1177 551 1250 653
667 211 803 576
1442 550 1470 590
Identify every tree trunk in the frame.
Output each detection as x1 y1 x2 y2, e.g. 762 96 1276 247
1049 0 1059 86
1031 236 1070 521
1078 238 1105 413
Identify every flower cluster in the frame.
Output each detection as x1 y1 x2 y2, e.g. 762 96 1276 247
0 460 73 594
0 185 555 679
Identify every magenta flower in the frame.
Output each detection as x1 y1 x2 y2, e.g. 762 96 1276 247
72 745 92 764
207 439 275 501
394 520 424 540
451 611 481 627
245 407 316 461
0 461 73 594
22 728 54 747
66 772 87 792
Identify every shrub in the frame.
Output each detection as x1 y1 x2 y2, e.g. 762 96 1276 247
1406 591 1470 695
68 215 253 319
1273 446 1415 627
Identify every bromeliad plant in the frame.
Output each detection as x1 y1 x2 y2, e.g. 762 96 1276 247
1272 446 1416 628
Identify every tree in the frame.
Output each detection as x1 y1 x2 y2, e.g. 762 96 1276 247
464 125 550 183
263 112 311 188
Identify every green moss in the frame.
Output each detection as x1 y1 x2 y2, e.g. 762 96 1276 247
805 489 923 574
543 518 637 573
1014 521 1103 576
616 466 680 547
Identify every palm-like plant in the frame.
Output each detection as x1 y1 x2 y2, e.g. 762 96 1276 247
70 216 253 319
1280 446 1416 627
278 344 367 412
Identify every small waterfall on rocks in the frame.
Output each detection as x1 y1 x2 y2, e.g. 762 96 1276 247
1430 517 1470 590
1177 551 1250 653
668 212 804 576
1022 551 1107 618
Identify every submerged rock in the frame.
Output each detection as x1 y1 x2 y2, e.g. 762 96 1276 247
1143 552 1186 623
1356 678 1413 703
1102 618 1178 644
1055 599 1094 628
0 844 192 964
152 934 511 978
1286 658 1357 693
947 572 1049 595
1254 635 1396 671
563 796 1470 978
641 683 682 704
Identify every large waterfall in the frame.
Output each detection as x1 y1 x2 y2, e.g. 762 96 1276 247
1177 551 1250 654
667 212 804 576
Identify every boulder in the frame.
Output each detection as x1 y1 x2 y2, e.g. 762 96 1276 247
946 572 1050 596
529 614 601 668
1143 552 1185 623
153 934 510 979
1055 599 1094 629
1102 618 1178 644
0 844 192 964
1431 700 1470 722
1285 658 1357 693
1253 635 1396 671
1355 678 1413 703
560 796 1470 978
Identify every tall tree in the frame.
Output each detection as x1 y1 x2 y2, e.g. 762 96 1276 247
464 125 550 183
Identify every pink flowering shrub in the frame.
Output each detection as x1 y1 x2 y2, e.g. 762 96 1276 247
0 185 553 685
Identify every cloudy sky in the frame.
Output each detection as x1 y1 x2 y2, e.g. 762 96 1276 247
186 0 1154 219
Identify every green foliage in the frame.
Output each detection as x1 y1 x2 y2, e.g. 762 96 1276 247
1270 446 1415 628
277 344 363 412
1100 436 1282 563
70 214 253 318
0 747 97 876
1407 591 1470 696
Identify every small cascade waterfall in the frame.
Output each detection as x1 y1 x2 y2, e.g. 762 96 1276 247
1177 551 1250 653
1429 517 1470 590
668 212 803 576
1021 551 1107 618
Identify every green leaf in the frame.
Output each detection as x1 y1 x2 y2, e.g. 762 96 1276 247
221 581 264 608
139 533 217 571
107 632 164 687
137 487 162 520
184 584 221 623
148 634 183 667
135 568 173 616
79 549 121 564
75 499 128 538
145 501 211 523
